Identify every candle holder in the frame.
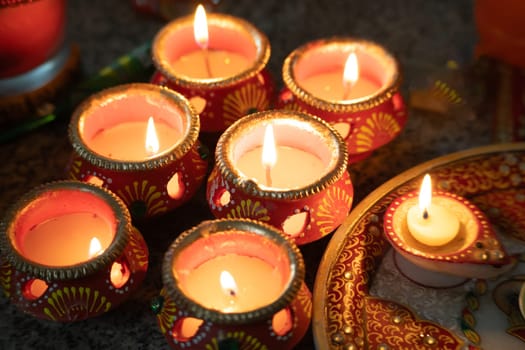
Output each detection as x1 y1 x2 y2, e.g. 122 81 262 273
206 110 354 245
0 0 79 124
383 188 513 285
67 83 209 220
277 37 407 163
0 181 149 322
150 12 275 135
153 219 311 350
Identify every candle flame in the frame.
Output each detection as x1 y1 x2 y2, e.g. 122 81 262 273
262 124 277 168
145 116 160 156
419 174 432 218
194 4 209 50
343 52 359 87
342 52 359 100
88 237 103 258
220 270 238 297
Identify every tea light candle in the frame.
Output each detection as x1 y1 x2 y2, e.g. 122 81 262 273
169 4 250 79
88 116 181 161
78 88 184 162
151 6 274 133
0 181 149 322
156 219 311 350
236 124 325 189
68 83 208 219
20 212 113 266
406 174 460 246
207 110 354 245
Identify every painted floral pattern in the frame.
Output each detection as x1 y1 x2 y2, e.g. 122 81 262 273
43 286 112 321
351 112 401 154
223 82 269 127
117 180 167 217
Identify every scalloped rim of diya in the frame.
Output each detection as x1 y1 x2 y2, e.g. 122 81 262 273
152 12 270 90
384 190 508 264
0 180 131 281
282 37 402 113
68 83 200 172
215 109 348 200
161 218 305 325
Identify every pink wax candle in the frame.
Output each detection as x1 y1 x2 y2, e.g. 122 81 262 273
77 86 184 162
150 6 274 133
0 181 150 322
68 83 208 220
279 38 407 164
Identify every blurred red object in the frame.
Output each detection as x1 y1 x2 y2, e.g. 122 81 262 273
0 0 66 78
475 0 525 68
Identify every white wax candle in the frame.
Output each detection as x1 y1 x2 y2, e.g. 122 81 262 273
180 254 283 312
88 120 181 161
300 71 380 101
236 145 325 189
21 212 114 266
407 203 460 246
406 174 460 246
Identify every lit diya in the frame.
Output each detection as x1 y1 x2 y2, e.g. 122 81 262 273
384 174 514 287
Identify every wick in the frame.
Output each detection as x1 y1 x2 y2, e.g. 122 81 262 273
203 48 213 78
422 208 429 219
229 289 236 297
265 165 272 187
342 82 352 100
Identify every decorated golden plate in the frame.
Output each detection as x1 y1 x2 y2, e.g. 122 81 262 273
313 143 525 349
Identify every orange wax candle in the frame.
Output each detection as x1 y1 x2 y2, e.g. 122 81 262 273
300 71 380 101
180 254 283 312
236 145 325 189
88 120 181 161
170 50 249 79
20 212 113 266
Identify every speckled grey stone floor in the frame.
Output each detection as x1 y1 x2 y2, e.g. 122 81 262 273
0 0 490 349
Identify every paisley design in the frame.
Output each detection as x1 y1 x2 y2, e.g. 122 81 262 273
43 286 111 321
225 199 270 222
297 283 312 319
204 332 267 350
0 260 13 298
223 82 269 127
156 288 177 335
365 297 463 349
352 112 401 153
315 181 353 237
471 189 525 242
117 180 167 217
